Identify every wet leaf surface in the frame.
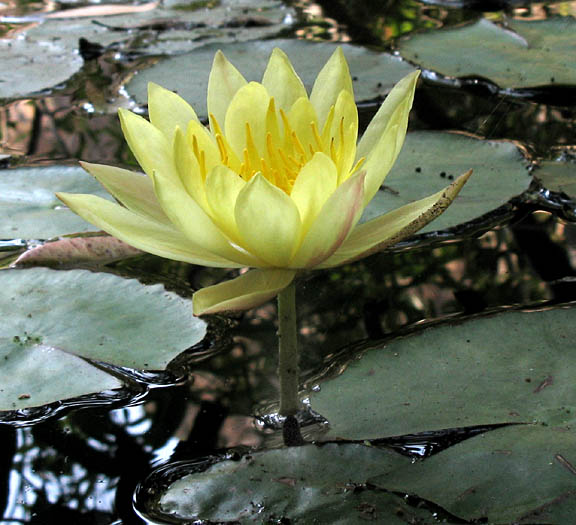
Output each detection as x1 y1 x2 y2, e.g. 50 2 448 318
310 307 576 440
156 443 440 524
399 17 576 89
127 40 417 118
362 131 531 231
371 425 576 523
0 267 206 409
0 166 110 239
0 38 84 99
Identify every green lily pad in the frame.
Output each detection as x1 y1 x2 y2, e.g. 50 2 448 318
398 17 576 89
127 40 417 118
0 267 206 410
362 131 531 232
0 38 84 99
371 425 576 524
309 307 576 440
157 443 436 523
0 166 109 239
534 160 576 199
21 0 290 79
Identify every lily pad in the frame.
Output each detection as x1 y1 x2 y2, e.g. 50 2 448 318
362 131 531 232
127 40 417 118
13 235 142 267
0 38 84 99
398 17 576 89
0 166 109 239
156 443 435 523
534 160 576 199
0 267 206 410
371 425 576 524
22 0 291 72
309 306 576 440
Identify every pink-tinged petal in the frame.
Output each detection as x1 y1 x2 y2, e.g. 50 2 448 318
193 268 296 315
290 152 337 233
148 82 198 140
235 174 302 267
80 162 170 225
56 193 243 268
310 47 354 128
290 170 366 269
319 169 473 268
262 48 307 112
151 171 262 267
118 109 181 187
208 50 247 134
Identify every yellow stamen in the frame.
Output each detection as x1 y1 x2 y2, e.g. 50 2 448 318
216 134 228 164
311 121 323 152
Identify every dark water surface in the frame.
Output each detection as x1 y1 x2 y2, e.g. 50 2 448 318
1 0 576 523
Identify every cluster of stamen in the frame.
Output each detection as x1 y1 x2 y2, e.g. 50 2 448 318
195 96 364 194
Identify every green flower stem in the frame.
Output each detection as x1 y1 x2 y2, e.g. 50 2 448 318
277 280 300 417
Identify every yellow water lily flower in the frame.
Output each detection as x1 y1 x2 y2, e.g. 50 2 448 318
57 48 470 316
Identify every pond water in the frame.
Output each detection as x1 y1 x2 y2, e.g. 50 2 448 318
1 0 576 523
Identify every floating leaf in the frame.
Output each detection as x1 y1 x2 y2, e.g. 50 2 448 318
21 0 291 75
362 131 531 232
14 234 142 267
127 40 417 118
398 17 576 89
534 160 576 199
0 39 84 99
0 268 206 410
371 425 576 524
309 307 576 440
0 166 109 239
156 443 430 524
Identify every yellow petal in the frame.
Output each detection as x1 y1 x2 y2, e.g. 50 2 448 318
186 119 221 178
148 82 198 140
262 48 307 112
56 193 243 268
319 169 473 268
286 97 319 159
290 152 337 233
356 70 419 160
235 173 301 267
173 127 208 210
193 268 296 315
310 47 354 128
225 82 270 160
205 165 246 241
357 71 419 205
80 161 170 225
151 171 261 267
208 50 247 134
118 109 181 187
327 90 358 182
291 170 366 268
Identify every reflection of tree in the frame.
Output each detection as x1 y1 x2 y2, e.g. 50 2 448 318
291 0 475 46
411 83 576 157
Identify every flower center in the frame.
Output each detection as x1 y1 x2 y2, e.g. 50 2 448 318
205 96 364 194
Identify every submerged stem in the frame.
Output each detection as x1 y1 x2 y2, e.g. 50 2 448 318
277 280 300 418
